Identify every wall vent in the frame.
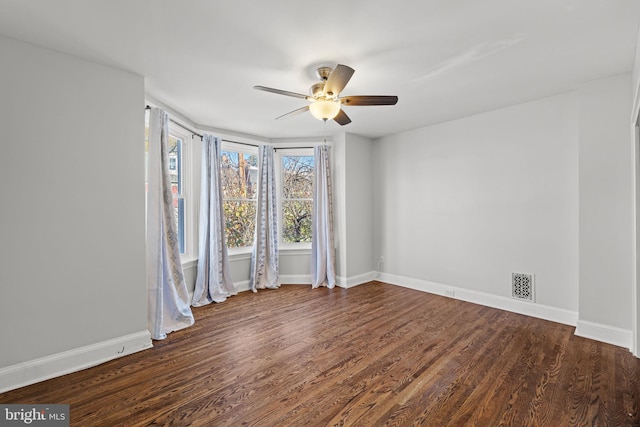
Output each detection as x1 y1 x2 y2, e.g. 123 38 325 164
512 273 534 302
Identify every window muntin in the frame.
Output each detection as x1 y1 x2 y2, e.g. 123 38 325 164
221 148 258 248
281 153 314 244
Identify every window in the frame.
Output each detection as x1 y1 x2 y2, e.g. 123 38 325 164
279 150 314 245
167 132 187 254
221 145 258 248
145 121 192 257
219 144 316 252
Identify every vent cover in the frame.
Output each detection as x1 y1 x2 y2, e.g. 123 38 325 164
512 273 534 301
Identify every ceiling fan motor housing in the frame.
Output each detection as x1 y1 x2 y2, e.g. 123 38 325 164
315 66 333 81
310 82 326 99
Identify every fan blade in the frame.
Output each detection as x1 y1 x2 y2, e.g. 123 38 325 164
275 105 310 120
340 95 398 106
254 85 310 100
323 64 355 97
333 109 352 126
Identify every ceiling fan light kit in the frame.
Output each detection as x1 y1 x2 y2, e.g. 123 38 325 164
309 100 341 121
254 64 398 126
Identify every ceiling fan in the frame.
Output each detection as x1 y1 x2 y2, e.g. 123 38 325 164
254 64 398 126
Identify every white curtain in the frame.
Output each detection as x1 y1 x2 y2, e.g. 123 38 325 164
250 145 279 291
192 134 236 306
311 145 336 288
146 108 195 340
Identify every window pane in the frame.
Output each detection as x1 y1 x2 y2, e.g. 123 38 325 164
221 149 258 248
282 154 314 245
283 200 312 243
168 135 182 195
176 198 185 254
167 135 185 254
282 156 314 198
224 200 257 248
145 122 187 255
221 150 258 199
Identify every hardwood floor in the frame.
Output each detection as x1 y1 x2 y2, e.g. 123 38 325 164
1 281 639 426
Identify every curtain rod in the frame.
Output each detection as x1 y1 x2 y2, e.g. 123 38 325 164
146 106 318 150
173 119 203 139
274 146 318 151
146 105 203 139
222 140 316 151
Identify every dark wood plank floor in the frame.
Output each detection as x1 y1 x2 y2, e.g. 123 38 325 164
1 282 639 426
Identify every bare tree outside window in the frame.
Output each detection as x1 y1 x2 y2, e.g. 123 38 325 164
282 155 314 243
221 150 258 248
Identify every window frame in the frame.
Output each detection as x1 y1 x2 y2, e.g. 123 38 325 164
166 125 196 261
276 148 315 250
144 117 196 262
220 141 260 255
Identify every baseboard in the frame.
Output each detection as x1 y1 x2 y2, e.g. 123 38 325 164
377 272 578 327
280 275 311 285
277 272 375 288
337 271 377 289
575 319 633 350
193 273 375 290
234 280 251 293
0 330 153 393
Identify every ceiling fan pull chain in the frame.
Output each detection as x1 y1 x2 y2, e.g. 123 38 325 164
324 119 327 144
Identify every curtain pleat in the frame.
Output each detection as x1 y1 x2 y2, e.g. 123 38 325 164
311 145 336 289
192 134 236 306
146 108 194 340
250 145 279 291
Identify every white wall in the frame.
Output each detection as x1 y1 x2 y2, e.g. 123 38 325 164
344 134 375 279
374 92 580 314
279 252 312 283
333 133 376 287
634 25 640 356
578 74 634 335
0 35 149 387
333 132 348 281
633 26 640 122
374 77 637 348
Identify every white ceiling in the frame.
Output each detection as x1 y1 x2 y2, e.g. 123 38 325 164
1 0 639 139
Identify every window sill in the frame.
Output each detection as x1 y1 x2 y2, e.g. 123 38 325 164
228 247 253 261
182 246 311 267
181 256 198 270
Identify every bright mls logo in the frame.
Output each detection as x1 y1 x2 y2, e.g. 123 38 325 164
0 405 69 426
